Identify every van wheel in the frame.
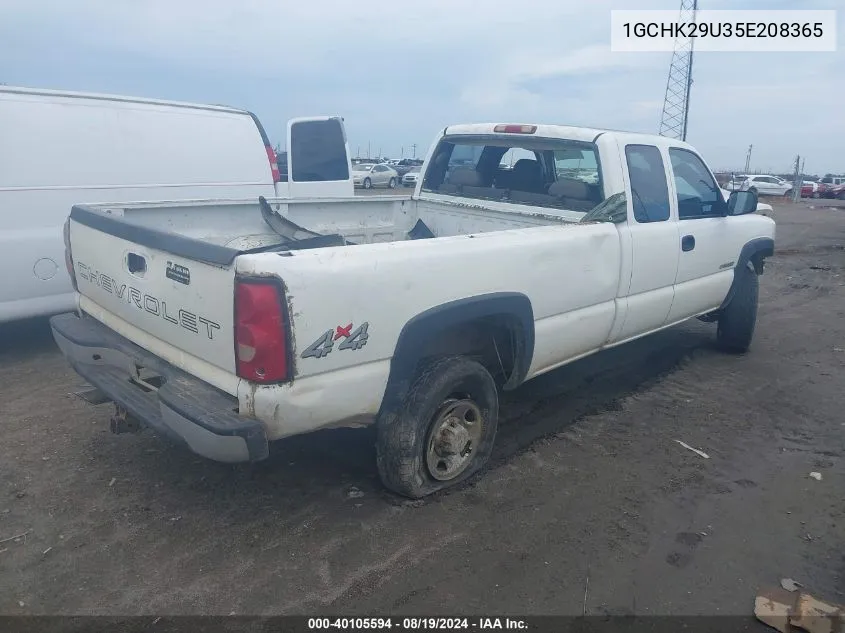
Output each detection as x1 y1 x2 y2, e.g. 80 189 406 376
376 356 498 499
717 264 759 353
363 178 372 189
388 177 397 189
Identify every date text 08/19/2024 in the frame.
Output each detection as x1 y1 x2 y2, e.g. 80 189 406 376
307 617 529 630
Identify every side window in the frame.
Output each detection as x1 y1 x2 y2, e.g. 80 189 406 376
290 119 350 182
625 145 670 223
668 148 726 220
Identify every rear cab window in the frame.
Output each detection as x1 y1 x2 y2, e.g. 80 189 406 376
421 135 605 214
290 119 349 182
624 145 670 223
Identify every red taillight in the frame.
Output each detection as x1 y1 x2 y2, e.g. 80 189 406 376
234 280 288 383
493 124 537 134
63 218 78 291
265 145 281 183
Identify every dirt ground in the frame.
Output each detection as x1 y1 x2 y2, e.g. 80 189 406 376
1 199 843 617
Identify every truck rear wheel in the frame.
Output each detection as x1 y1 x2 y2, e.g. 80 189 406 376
376 356 499 498
717 264 759 353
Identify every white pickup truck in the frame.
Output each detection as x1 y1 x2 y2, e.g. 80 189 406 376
52 122 775 498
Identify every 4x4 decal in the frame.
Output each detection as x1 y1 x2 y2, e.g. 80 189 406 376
301 322 369 359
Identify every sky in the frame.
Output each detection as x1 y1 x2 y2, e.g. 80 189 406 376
1 0 842 174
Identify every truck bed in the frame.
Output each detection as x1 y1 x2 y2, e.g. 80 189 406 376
72 194 582 264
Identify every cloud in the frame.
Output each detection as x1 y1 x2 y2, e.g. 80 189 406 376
1 0 843 172
460 44 655 108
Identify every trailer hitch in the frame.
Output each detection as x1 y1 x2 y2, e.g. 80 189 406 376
110 404 142 434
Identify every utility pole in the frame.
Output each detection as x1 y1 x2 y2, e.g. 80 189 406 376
791 155 802 203
401 146 404 158
411 143 417 158
356 145 360 159
367 141 371 159
744 145 753 173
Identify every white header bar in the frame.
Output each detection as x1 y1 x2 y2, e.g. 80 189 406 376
611 10 837 52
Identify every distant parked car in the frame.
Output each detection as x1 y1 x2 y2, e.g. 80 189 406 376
801 180 830 198
352 162 398 189
819 176 845 199
741 175 793 197
389 159 420 179
800 181 821 198
724 174 749 191
402 166 422 187
814 181 831 198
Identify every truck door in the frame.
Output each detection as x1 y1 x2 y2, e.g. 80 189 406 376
283 116 354 199
665 147 736 322
607 143 680 343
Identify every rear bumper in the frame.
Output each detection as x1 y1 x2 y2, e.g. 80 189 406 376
50 312 268 463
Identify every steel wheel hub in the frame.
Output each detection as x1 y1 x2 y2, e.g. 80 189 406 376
425 398 483 481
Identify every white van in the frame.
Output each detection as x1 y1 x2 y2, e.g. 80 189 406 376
0 86 353 323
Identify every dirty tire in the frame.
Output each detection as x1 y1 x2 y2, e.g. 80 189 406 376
363 177 372 190
717 264 759 353
376 356 498 499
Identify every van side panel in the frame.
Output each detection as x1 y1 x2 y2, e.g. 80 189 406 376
0 93 274 189
0 91 276 322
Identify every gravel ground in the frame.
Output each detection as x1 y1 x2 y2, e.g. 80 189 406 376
0 199 843 617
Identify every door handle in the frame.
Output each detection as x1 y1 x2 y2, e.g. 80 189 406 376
681 235 696 252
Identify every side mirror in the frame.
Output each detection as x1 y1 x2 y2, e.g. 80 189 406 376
728 190 758 216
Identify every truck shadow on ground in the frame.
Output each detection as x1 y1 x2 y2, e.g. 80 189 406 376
4 313 715 513
0 316 57 359
127 321 716 513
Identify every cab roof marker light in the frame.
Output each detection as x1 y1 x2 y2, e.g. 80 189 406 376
493 124 537 134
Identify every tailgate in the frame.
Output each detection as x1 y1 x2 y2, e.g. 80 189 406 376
68 208 237 377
